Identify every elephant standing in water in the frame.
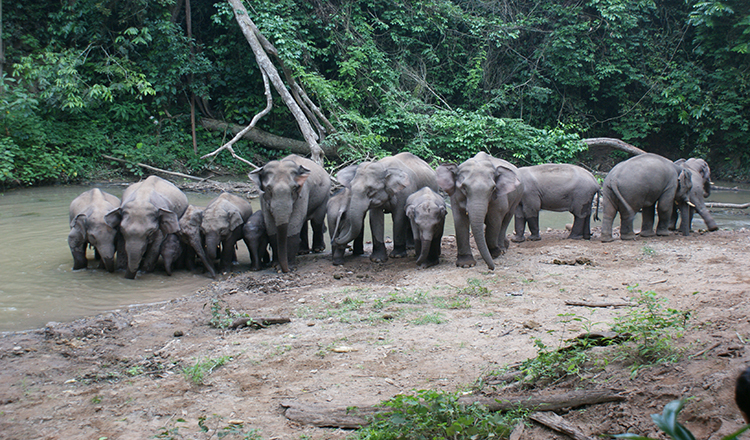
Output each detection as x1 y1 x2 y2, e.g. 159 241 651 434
437 152 523 270
405 187 446 269
68 188 122 272
249 155 330 273
512 164 600 242
243 210 270 271
175 204 216 278
333 152 437 264
106 175 188 279
201 192 253 274
672 158 719 233
600 153 692 242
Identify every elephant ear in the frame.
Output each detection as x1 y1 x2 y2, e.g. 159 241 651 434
384 168 410 196
676 168 693 201
336 164 360 188
248 168 263 191
436 164 458 196
71 213 88 230
158 208 182 235
294 165 311 187
405 204 415 220
494 165 522 197
228 210 245 231
104 208 121 229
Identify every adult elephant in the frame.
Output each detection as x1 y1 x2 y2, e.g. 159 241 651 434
334 152 437 264
512 164 600 242
68 188 122 272
600 153 692 242
201 192 254 274
436 152 524 270
249 154 330 273
672 158 719 232
106 176 188 279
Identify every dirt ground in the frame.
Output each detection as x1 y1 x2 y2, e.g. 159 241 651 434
1 223 749 440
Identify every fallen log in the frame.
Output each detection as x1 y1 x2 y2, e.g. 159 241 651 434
705 202 750 209
229 316 291 329
280 389 625 428
530 411 596 440
565 300 633 308
582 138 647 156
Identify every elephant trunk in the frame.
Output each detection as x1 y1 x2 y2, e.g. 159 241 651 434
334 199 367 246
692 197 719 231
96 241 117 273
204 232 221 264
415 238 431 267
469 205 495 270
190 235 216 278
125 241 147 279
276 223 290 273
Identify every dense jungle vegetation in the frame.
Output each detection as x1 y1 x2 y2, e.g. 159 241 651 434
1 0 749 186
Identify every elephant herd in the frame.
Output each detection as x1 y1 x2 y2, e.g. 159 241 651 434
68 152 719 278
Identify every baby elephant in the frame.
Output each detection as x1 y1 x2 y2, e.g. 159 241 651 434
68 188 123 272
243 210 270 271
327 187 364 266
202 192 254 274
512 164 600 242
405 187 446 268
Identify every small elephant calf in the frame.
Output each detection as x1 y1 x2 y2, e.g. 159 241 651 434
405 187 446 268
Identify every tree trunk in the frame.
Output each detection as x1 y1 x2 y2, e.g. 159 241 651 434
200 118 322 156
227 0 326 164
582 138 647 156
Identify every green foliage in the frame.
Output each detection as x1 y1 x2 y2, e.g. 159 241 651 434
182 355 232 385
615 399 750 440
154 415 264 440
355 389 524 440
611 288 690 376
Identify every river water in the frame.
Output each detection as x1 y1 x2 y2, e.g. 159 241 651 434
0 182 748 333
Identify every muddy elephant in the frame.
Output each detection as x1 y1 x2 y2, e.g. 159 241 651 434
159 233 185 276
512 164 600 242
104 176 188 279
437 152 524 270
334 152 437 264
327 187 364 266
672 158 719 232
249 155 330 273
600 153 692 242
68 188 123 272
201 192 253 274
175 205 216 278
405 187 446 269
242 210 270 271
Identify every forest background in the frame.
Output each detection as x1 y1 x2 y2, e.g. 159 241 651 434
1 0 749 186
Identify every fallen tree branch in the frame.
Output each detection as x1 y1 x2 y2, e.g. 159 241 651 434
529 411 596 440
689 341 721 358
280 389 625 428
582 138 647 156
565 300 634 308
200 118 311 155
229 316 291 329
705 202 750 209
102 155 212 182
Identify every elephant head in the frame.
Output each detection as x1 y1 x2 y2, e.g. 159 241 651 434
68 188 122 272
405 187 446 268
249 159 311 273
437 154 522 270
333 161 410 247
177 205 216 278
675 158 718 231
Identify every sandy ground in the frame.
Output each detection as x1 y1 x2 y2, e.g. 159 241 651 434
1 225 749 440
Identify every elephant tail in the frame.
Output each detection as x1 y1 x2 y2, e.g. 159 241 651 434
594 188 601 222
610 181 637 220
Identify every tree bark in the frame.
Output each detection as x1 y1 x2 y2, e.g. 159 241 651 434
582 138 647 156
227 0 326 164
529 411 596 440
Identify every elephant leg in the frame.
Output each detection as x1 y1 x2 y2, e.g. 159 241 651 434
298 221 310 255
311 217 326 253
453 210 476 268
527 216 541 241
620 213 637 240
141 231 165 273
353 227 365 256
655 203 672 236
331 244 346 266
369 209 388 263
511 213 527 243
219 242 234 273
286 233 301 268
639 205 656 237
412 231 422 262
422 228 443 268
390 209 409 258
405 222 415 250
582 214 592 240
568 216 586 240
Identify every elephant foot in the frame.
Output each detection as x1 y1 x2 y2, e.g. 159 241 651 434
390 249 408 259
298 249 311 255
489 247 506 259
600 235 615 243
566 233 584 240
510 235 525 243
417 259 440 269
620 233 637 240
312 246 326 253
655 229 670 236
456 254 476 268
639 230 656 237
370 249 388 263
124 270 137 279
528 234 541 241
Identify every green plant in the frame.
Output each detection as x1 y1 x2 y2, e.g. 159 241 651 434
611 288 690 376
615 398 750 440
153 415 264 439
207 299 251 330
355 389 524 440
459 278 491 296
411 312 446 325
642 243 656 256
182 355 232 385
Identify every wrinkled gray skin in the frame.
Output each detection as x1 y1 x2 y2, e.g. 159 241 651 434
242 210 270 271
437 152 524 270
68 188 122 272
512 164 600 242
201 192 253 274
105 176 188 279
175 205 216 278
405 187 446 269
327 187 364 266
159 233 184 276
600 153 692 242
671 158 719 233
249 155 330 273
335 152 437 264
